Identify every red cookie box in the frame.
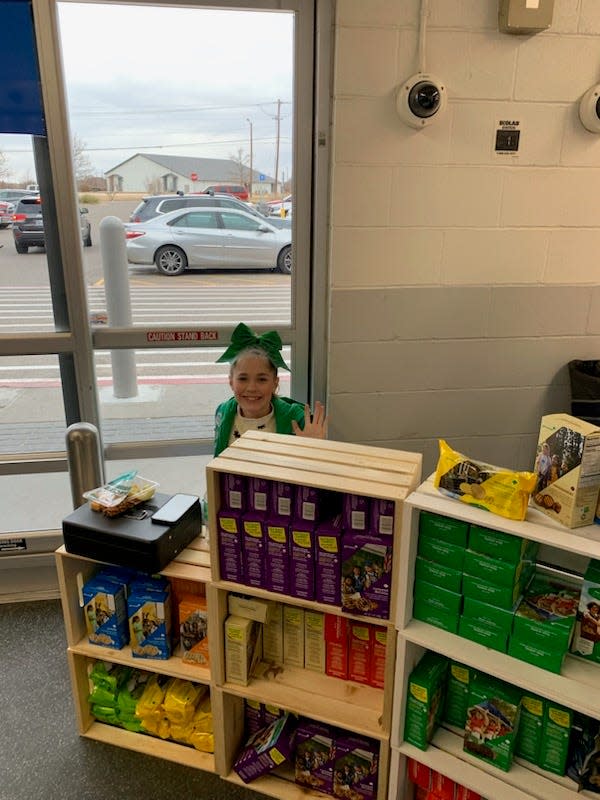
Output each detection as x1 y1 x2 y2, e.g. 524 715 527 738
408 758 483 800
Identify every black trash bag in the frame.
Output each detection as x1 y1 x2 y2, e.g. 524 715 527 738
568 360 600 425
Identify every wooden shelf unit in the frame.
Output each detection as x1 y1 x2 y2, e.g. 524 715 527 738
55 541 216 775
389 476 600 800
206 432 422 800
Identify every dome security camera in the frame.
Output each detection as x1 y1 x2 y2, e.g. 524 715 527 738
579 84 600 134
397 72 447 129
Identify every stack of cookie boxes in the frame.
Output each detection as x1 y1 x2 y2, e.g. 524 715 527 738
413 511 536 649
413 511 581 672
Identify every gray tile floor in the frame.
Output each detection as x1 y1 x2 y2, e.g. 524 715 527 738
0 600 268 800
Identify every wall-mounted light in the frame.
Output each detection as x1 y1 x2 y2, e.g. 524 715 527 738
579 85 600 134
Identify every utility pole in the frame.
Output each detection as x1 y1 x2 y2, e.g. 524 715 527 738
274 98 281 197
246 117 253 200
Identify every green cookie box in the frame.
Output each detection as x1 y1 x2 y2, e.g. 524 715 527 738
415 555 462 594
468 524 539 565
419 511 469 548
418 531 466 571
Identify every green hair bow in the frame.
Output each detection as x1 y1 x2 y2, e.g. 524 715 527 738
216 322 290 371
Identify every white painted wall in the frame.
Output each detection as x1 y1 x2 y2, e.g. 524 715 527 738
328 0 600 477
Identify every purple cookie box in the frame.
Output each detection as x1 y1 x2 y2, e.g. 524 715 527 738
242 512 266 588
289 522 315 600
294 485 321 523
220 472 247 511
265 515 291 594
295 719 336 795
333 734 379 800
370 498 395 536
341 534 392 620
342 493 370 532
271 481 295 518
315 516 343 606
217 510 244 583
250 477 270 513
233 712 297 784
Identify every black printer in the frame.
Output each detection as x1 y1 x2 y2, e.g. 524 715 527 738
62 492 202 573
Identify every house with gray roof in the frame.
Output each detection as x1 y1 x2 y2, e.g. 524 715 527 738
104 153 275 196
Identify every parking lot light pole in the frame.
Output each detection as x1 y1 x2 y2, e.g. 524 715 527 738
246 117 253 200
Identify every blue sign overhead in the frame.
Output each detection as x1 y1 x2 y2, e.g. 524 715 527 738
0 1 46 135
259 174 265 181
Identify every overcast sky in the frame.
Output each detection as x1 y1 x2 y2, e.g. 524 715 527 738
0 2 294 184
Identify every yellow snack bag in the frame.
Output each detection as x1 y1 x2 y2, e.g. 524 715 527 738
434 439 536 521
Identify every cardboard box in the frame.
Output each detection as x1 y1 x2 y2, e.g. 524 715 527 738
413 596 459 633
507 637 565 674
415 555 462 594
82 572 129 649
332 734 379 800
315 516 343 606
370 498 395 536
342 493 370 532
242 513 266 588
571 558 600 663
217 510 244 583
262 602 284 664
462 595 518 636
228 593 274 624
458 616 508 653
233 712 296 783
463 673 521 771
341 534 392 620
414 579 462 617
443 661 475 729
294 719 335 794
179 594 209 666
304 610 325 673
417 532 466 571
127 580 172 660
515 692 544 764
283 604 305 667
289 523 315 601
370 625 387 689
539 702 573 775
348 622 371 685
324 613 348 679
463 549 530 589
419 511 469 548
468 524 538 565
404 651 448 750
220 472 246 511
532 413 600 528
264 517 290 595
225 615 259 685
513 570 580 651
462 566 532 610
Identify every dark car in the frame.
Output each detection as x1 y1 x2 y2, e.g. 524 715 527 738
129 192 291 230
12 196 92 253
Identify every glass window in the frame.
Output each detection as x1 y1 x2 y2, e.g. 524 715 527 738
219 212 261 232
172 211 219 229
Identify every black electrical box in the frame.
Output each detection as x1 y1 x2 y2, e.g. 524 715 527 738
62 492 201 573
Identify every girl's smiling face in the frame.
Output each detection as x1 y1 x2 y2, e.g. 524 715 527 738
230 352 278 419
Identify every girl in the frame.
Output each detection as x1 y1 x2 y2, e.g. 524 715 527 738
213 323 327 455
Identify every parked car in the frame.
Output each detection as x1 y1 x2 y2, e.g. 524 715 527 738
0 200 17 228
0 189 32 202
129 192 291 229
12 196 92 253
203 183 249 201
266 194 293 217
125 206 292 276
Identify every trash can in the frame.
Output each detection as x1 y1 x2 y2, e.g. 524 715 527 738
568 360 600 425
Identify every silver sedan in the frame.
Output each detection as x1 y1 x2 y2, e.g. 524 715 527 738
125 206 292 276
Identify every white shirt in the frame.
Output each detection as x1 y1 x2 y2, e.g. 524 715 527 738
229 406 276 446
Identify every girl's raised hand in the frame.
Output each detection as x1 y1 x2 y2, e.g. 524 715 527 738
292 401 328 440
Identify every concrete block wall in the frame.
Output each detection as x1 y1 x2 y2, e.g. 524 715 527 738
328 0 600 477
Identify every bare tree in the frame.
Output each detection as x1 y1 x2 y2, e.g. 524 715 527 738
229 148 250 187
0 149 10 185
72 134 94 185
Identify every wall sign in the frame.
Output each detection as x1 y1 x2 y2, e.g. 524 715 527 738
0 1 46 135
494 118 521 158
146 330 219 342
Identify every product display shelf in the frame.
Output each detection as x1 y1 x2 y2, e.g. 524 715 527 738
208 582 395 738
390 476 600 800
55 544 216 774
206 434 423 800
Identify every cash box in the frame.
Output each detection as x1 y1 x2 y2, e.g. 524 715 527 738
62 492 201 572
